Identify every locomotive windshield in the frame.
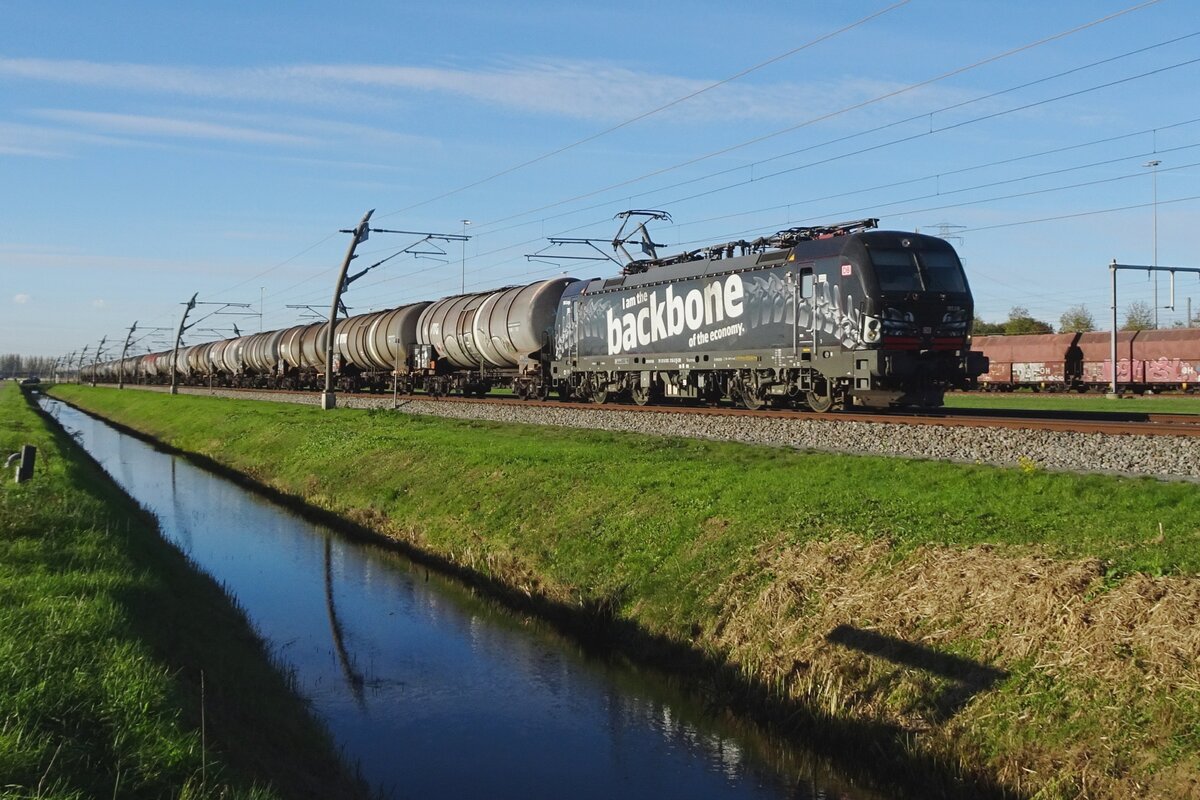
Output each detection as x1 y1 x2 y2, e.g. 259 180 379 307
868 248 967 293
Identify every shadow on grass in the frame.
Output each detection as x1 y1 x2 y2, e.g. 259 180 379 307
826 624 1009 724
42 388 1024 800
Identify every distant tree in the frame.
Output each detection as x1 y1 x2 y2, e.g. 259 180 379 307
1058 304 1096 333
0 354 20 379
1004 306 1053 335
971 317 1006 335
0 354 57 379
1121 301 1154 331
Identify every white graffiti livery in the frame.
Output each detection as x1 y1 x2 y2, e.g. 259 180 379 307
604 273 745 355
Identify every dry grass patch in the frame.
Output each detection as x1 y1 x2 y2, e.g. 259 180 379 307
709 535 1200 799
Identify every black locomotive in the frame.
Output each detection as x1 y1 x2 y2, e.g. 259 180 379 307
549 220 982 410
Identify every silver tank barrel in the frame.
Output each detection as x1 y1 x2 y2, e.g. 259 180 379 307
417 278 576 369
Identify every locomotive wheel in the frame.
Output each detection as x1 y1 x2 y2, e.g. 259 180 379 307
630 385 657 406
740 387 765 411
592 388 610 405
805 389 834 413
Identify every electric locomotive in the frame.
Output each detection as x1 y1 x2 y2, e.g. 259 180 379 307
548 219 984 410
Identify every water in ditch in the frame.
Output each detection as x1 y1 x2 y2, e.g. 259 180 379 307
42 397 887 800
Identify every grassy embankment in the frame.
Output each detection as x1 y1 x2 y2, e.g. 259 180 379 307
50 384 1200 800
0 382 366 799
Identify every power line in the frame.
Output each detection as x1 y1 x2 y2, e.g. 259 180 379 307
958 193 1200 234
458 0 1166 236
338 20 1195 299
87 2 1186 347
375 0 914 221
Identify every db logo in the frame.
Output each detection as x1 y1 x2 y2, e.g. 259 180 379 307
841 263 853 276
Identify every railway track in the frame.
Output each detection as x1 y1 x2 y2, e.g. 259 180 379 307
136 383 1200 438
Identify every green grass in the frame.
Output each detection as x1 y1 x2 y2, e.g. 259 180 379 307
49 385 1200 584
945 390 1200 414
46 384 1200 800
0 383 365 799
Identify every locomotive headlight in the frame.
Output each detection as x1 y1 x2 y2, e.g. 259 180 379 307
862 315 881 343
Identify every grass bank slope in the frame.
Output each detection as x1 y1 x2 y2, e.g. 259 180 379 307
52 385 1200 800
1 383 365 799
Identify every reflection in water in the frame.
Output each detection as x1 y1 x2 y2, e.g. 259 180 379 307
41 398 886 800
325 537 367 709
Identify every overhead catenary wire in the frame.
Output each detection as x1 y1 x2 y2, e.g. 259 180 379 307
88 2 1193 350
450 0 1167 238
131 2 910 346
374 0 916 222
327 34 1200 309
116 4 1179 333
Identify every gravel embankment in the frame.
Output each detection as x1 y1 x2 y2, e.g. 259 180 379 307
133 385 1199 481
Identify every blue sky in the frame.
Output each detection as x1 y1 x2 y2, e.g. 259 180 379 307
3 0 1198 358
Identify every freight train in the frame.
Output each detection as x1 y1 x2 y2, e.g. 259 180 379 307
83 219 986 411
972 329 1200 393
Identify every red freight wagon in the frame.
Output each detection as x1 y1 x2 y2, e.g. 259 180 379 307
1133 328 1200 389
1005 333 1079 387
1076 331 1143 387
969 333 1079 389
969 335 1014 387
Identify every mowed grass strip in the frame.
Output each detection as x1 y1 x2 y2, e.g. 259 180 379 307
944 390 1200 414
49 384 1200 800
0 383 364 800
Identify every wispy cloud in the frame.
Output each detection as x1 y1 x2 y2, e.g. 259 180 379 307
29 109 314 146
13 293 31 304
0 54 903 123
0 121 138 158
2 246 251 277
0 57 358 104
2 106 442 161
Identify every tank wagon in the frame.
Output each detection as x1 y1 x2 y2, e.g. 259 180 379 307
971 328 1200 392
88 219 987 410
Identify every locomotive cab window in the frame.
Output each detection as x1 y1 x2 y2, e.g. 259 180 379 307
869 248 966 293
916 249 967 293
800 269 813 298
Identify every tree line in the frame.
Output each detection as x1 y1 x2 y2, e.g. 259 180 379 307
0 354 61 379
972 302 1189 335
